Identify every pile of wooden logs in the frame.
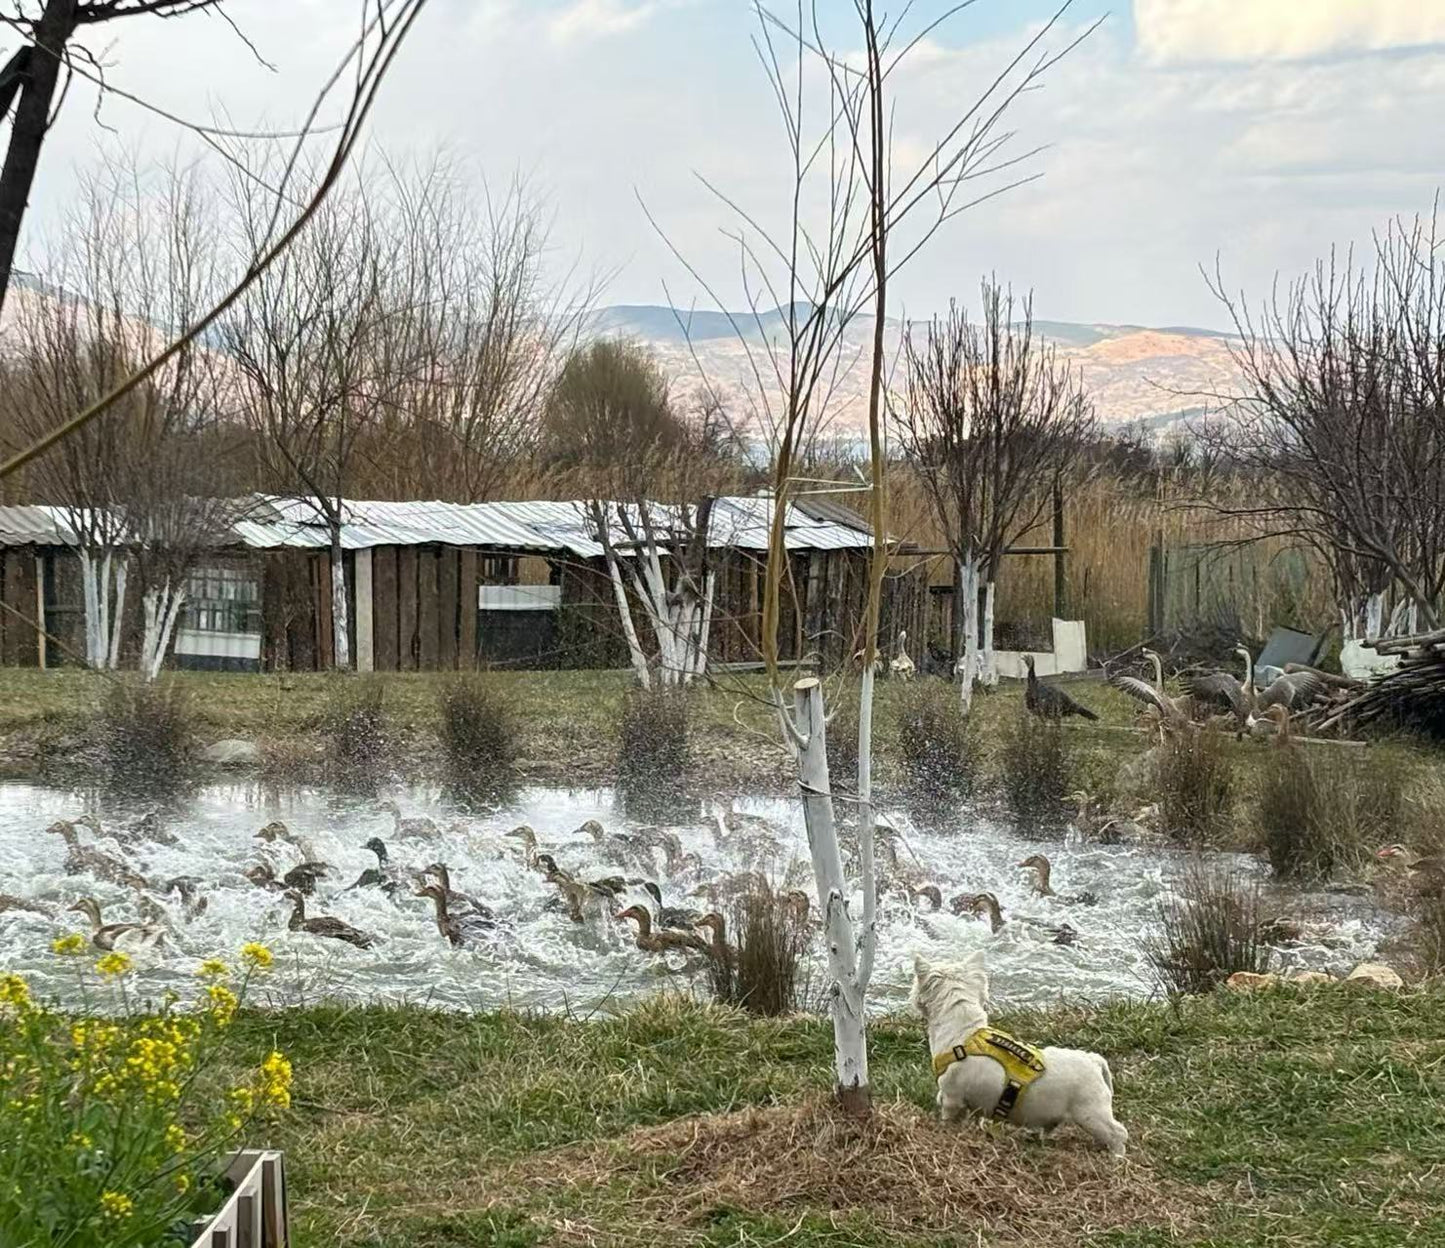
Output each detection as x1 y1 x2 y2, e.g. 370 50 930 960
1318 629 1445 738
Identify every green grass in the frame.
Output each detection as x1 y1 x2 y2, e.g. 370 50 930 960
218 985 1445 1247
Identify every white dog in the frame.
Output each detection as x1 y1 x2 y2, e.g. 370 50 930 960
911 952 1128 1156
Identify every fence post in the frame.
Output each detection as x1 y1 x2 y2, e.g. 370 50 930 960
1052 477 1066 618
1147 543 1162 636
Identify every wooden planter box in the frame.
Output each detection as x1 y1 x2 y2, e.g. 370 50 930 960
189 1150 288 1248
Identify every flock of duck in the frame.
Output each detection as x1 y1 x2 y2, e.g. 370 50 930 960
0 795 1115 973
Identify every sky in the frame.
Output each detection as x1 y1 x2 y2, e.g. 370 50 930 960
18 0 1445 330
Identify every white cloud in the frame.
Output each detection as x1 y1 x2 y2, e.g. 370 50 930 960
1135 0 1445 64
547 0 660 45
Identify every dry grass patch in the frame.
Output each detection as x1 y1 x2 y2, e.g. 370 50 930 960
497 1098 1205 1245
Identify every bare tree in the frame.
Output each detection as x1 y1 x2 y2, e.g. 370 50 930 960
0 0 257 316
223 162 403 670
894 283 1095 710
1204 214 1445 640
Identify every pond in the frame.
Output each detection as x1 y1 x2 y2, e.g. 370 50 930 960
0 782 1402 1013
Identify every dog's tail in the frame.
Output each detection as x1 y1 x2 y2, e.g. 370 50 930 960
1095 1054 1114 1094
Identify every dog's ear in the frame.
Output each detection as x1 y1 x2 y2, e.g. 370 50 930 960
913 954 931 980
961 949 986 972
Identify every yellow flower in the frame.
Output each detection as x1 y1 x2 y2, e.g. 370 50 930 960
240 942 274 971
69 1131 93 1150
174 1173 191 1195
164 1123 188 1154
94 952 132 978
258 1050 293 1109
0 973 30 1010
205 983 239 1027
52 933 87 956
196 958 229 980
99 1190 134 1221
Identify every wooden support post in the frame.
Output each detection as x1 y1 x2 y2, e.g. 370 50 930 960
438 548 459 670
1052 477 1067 619
354 549 374 673
398 547 418 671
418 548 439 670
458 549 477 669
315 553 334 670
34 553 46 669
372 548 397 672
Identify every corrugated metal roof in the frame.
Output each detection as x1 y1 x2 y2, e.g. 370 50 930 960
0 495 875 556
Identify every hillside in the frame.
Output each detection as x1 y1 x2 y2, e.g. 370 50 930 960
591 304 1245 436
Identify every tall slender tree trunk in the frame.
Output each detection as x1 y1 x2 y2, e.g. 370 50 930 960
958 555 980 713
107 558 127 670
330 529 351 669
979 579 997 686
0 0 78 317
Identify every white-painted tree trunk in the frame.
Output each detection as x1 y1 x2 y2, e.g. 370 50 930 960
330 543 351 670
1342 591 1386 643
107 559 127 671
979 578 997 687
602 549 652 689
80 551 102 667
693 570 716 678
854 665 878 992
793 677 869 1111
139 582 187 681
957 556 980 714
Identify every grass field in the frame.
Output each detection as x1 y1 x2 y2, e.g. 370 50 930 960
219 985 1445 1247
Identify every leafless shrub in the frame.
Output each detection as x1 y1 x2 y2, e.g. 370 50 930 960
618 686 691 820
321 677 390 791
998 708 1070 829
1155 730 1233 845
706 882 809 1017
1258 747 1403 879
437 676 517 806
97 678 193 798
896 680 976 815
1144 864 1268 994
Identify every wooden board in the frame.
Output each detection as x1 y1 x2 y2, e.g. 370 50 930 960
417 548 439 670
1 548 32 665
438 548 459 670
372 547 398 672
458 549 477 669
315 552 335 671
398 547 418 671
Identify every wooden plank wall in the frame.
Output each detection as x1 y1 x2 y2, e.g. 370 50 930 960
438 548 459 669
0 546 40 667
372 548 398 671
458 549 478 669
417 548 439 669
397 547 418 671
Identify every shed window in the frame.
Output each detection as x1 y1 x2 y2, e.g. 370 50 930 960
182 567 261 634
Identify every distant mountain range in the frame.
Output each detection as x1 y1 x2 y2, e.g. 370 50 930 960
588 304 1243 437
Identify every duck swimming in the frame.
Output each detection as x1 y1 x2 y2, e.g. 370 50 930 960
67 897 167 952
47 820 150 891
347 838 408 896
284 890 375 949
254 820 322 864
614 904 709 955
415 883 494 947
642 880 703 929
424 863 493 921
1017 854 1098 905
379 800 440 841
694 911 732 965
962 892 1078 945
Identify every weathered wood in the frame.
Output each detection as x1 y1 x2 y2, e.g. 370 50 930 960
315 552 334 671
2 547 38 666
398 546 418 671
458 548 478 669
354 549 374 672
438 547 459 670
418 547 439 670
372 547 397 672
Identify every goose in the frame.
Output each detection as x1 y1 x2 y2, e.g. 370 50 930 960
1110 649 1192 729
694 911 733 965
963 892 1078 945
1024 654 1099 721
283 890 375 949
1189 647 1331 723
254 820 322 865
423 863 494 921
1017 854 1097 905
346 838 407 895
46 821 150 891
379 800 440 841
614 903 708 955
0 894 53 917
414 882 494 947
67 897 167 952
1244 703 1292 743
642 881 703 929
890 631 916 681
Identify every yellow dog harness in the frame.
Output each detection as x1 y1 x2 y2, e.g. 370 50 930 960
932 1026 1046 1120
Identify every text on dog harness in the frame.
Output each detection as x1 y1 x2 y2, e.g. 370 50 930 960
931 1026 1046 1120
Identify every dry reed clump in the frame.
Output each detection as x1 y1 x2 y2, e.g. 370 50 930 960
997 708 1071 829
895 678 976 814
497 1099 1200 1244
96 678 194 798
1143 863 1268 995
618 686 691 821
1155 728 1233 845
1258 746 1405 879
704 882 808 1017
437 675 518 805
320 676 391 791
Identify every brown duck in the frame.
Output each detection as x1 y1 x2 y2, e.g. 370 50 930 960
68 897 166 951
284 890 375 949
615 904 708 955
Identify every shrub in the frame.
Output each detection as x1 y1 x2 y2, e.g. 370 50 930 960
1143 863 1268 994
998 708 1070 829
437 675 518 805
321 676 389 790
618 685 690 820
1259 747 1405 878
896 680 975 814
97 678 192 798
825 691 860 793
705 882 809 1017
0 942 289 1247
1155 728 1233 845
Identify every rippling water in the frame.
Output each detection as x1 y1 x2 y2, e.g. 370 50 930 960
0 782 1397 1013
